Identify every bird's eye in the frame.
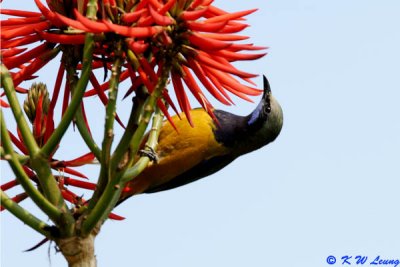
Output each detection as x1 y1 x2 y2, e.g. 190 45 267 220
264 105 271 114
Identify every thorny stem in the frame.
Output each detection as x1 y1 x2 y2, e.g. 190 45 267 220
89 86 146 207
1 110 62 223
0 147 29 164
126 60 171 168
86 41 123 211
80 62 171 236
29 154 71 215
64 63 101 161
80 108 164 236
41 33 95 158
101 40 123 177
1 64 39 155
109 103 142 173
0 189 53 238
74 105 102 160
1 66 70 227
121 107 164 183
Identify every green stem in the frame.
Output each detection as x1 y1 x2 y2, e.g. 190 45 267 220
1 189 53 238
29 156 69 210
86 42 123 210
120 157 149 183
80 108 164 236
75 102 102 160
64 64 102 161
1 110 62 222
81 179 123 236
41 33 94 158
0 147 29 164
81 62 171 236
109 97 143 174
0 64 39 155
101 41 123 171
121 107 164 183
2 65 72 228
126 95 157 166
124 53 171 169
1 64 72 229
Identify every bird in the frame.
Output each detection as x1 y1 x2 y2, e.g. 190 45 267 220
119 75 283 201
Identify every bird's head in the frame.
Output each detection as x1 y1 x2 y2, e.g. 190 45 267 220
211 75 283 156
246 75 283 146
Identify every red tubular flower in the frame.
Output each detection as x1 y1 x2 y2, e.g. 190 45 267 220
1 0 266 121
1 78 100 211
1 0 267 210
0 130 102 211
1 99 10 107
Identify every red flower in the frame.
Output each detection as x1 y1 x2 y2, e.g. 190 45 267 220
1 87 123 218
1 1 267 214
1 0 267 124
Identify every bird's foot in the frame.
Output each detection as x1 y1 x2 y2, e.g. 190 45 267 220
139 146 159 163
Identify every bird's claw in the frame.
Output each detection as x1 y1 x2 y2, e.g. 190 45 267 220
139 146 159 163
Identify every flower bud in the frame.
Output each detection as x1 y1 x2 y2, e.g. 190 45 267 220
23 82 50 123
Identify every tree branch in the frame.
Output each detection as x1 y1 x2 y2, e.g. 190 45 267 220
64 64 102 161
41 33 95 158
100 40 123 178
0 147 29 164
1 189 53 238
1 64 39 155
121 106 164 183
80 61 171 236
1 110 62 223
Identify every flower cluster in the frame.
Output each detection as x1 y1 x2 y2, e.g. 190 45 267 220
1 0 266 213
1 0 266 123
1 82 123 218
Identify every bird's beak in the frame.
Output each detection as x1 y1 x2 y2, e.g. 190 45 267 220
262 75 272 112
263 75 271 96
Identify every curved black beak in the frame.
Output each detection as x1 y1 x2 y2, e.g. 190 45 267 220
263 75 271 97
262 75 272 114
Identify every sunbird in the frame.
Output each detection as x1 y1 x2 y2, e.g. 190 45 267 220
120 75 283 201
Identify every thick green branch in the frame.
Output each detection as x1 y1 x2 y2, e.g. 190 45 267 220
80 108 164 236
100 41 123 171
41 33 95 157
1 110 62 222
30 156 69 211
0 146 29 164
109 96 144 175
74 105 102 160
1 65 72 227
1 64 39 155
81 62 171 236
1 189 53 238
64 64 102 161
121 107 164 183
124 53 171 168
89 44 122 213
126 93 159 167
86 41 123 210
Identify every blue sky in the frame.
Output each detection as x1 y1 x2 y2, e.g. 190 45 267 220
1 1 400 267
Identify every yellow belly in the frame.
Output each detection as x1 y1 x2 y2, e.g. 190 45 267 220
125 109 229 195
